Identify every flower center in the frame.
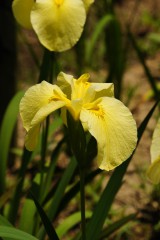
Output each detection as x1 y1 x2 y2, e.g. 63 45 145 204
55 0 64 7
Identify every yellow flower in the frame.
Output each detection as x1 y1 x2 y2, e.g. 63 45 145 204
147 117 160 184
20 72 137 171
12 0 93 51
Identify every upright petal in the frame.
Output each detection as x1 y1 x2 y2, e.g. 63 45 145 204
90 83 114 99
80 97 137 171
31 0 86 51
12 0 34 29
57 72 73 98
147 117 160 184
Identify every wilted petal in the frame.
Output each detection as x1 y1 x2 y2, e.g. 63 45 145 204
147 117 160 184
80 97 137 171
12 0 34 28
31 0 86 51
20 81 66 131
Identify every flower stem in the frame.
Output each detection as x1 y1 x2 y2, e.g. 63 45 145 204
79 167 86 240
39 117 49 202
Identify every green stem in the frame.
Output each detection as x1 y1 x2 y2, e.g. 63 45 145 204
39 117 49 202
79 167 86 240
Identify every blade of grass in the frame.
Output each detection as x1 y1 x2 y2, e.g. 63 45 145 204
128 30 159 100
8 148 32 224
30 192 60 240
0 91 24 194
38 157 77 239
81 101 159 240
56 211 92 238
99 213 137 239
85 14 113 64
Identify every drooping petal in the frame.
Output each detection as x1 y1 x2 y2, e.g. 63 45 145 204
147 158 160 184
147 117 160 184
25 125 40 151
20 81 67 131
24 100 66 151
150 117 160 163
80 97 137 171
12 0 34 29
31 0 86 51
31 100 66 127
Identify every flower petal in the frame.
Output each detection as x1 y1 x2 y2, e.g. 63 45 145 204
31 0 86 51
150 117 160 163
25 125 40 151
90 83 114 99
57 72 73 98
31 100 66 127
20 81 66 131
147 117 160 184
147 157 160 184
80 97 137 171
24 100 66 151
12 0 34 29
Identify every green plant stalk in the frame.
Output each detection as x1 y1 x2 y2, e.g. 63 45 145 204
39 117 49 203
79 167 86 240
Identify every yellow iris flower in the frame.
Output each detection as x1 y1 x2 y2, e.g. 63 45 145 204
20 72 137 171
12 0 93 51
147 117 160 184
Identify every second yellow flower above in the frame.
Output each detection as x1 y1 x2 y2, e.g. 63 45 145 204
12 0 93 51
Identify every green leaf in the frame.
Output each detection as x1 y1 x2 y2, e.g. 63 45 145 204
56 211 92 238
0 215 12 227
8 148 32 224
0 226 38 240
0 91 24 194
30 192 60 240
105 16 125 99
85 14 113 63
18 199 36 234
83 101 159 240
0 215 13 240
